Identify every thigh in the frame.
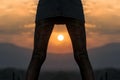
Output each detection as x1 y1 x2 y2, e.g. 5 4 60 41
34 21 54 53
66 21 87 53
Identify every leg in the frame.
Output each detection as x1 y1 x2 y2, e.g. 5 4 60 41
26 22 54 80
66 21 95 80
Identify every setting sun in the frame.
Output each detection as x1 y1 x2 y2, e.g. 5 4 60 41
57 34 64 41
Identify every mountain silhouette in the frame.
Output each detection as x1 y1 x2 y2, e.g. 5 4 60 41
0 43 32 69
0 42 120 70
88 43 120 69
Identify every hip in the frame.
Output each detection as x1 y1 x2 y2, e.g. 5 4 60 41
36 16 85 25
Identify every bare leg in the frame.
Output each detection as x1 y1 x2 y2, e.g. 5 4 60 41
66 21 95 80
26 22 54 80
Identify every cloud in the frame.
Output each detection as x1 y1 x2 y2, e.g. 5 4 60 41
0 0 120 51
82 0 120 48
84 0 120 35
0 0 36 48
0 0 36 35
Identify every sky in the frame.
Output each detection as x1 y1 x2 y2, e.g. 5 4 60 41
0 0 120 54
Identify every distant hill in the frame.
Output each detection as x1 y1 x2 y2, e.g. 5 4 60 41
0 42 120 71
0 43 32 69
88 43 120 69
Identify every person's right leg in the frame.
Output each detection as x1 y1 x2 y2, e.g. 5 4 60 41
26 22 54 80
66 21 95 80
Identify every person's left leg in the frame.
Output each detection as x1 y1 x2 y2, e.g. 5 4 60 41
66 21 95 80
26 22 54 80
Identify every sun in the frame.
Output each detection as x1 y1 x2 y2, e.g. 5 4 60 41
57 34 64 41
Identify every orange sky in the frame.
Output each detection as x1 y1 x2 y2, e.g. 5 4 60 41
0 0 120 54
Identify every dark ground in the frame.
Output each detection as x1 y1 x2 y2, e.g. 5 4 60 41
0 68 120 80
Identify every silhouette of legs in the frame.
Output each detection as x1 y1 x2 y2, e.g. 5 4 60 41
26 19 95 80
26 22 54 80
66 21 95 80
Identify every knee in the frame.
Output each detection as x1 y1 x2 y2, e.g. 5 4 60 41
33 49 47 63
74 49 88 62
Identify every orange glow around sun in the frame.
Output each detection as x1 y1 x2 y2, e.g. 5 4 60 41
47 25 73 54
